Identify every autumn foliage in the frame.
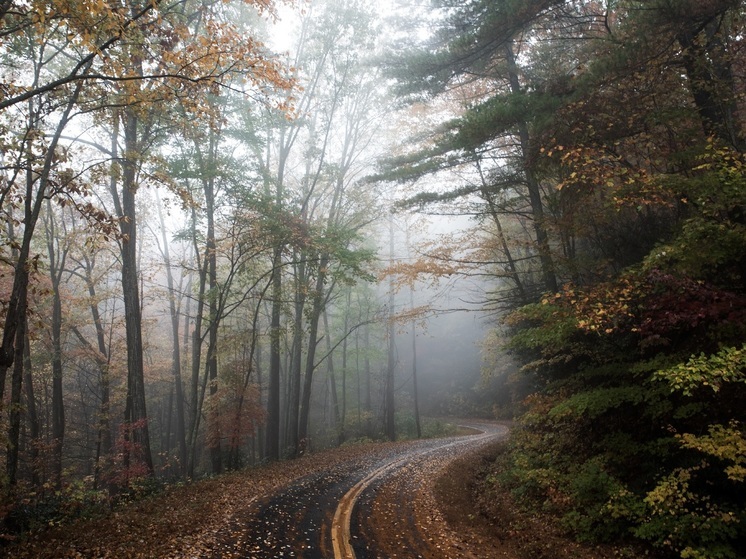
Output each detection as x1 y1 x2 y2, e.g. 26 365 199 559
385 0 746 557
1 0 396 546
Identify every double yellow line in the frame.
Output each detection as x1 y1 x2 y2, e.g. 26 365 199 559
330 427 498 559
331 454 410 559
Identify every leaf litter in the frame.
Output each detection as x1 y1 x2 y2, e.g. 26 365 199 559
2 428 641 559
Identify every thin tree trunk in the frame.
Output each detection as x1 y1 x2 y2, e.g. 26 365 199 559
45 202 66 488
340 290 351 443
363 310 372 437
287 255 307 455
355 306 361 431
187 205 207 477
22 322 40 487
323 309 342 445
265 247 283 461
164 388 173 456
155 190 188 475
256 341 265 460
6 323 24 485
384 213 396 442
404 225 421 439
297 253 329 453
408 298 421 439
199 128 222 475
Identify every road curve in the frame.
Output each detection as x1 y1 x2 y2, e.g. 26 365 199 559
334 423 506 559
348 423 507 559
218 422 507 559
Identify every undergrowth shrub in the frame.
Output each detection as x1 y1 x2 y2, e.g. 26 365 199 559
1 479 109 538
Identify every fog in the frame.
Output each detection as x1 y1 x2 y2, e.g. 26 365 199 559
378 209 504 422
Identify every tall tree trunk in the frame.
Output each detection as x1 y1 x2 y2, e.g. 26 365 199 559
265 246 283 461
297 253 330 453
384 213 396 442
155 190 187 475
323 309 342 445
45 201 67 488
287 256 307 456
362 300 372 437
339 290 351 443
204 157 221 475
354 304 362 431
408 293 421 439
505 41 558 294
6 323 24 485
117 106 154 474
264 120 295 460
187 205 207 477
404 225 421 439
256 341 265 460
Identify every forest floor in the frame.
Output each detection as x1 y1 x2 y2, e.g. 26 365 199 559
3 434 636 559
432 441 641 559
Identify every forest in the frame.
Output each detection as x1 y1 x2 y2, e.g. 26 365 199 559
1 1 745 558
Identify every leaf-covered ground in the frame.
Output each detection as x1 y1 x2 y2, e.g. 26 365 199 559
3 437 642 559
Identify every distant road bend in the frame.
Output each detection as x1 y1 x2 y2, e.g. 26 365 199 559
219 422 508 559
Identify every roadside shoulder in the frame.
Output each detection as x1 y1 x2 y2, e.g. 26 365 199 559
433 440 633 559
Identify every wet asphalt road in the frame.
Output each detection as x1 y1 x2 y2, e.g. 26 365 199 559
215 423 508 559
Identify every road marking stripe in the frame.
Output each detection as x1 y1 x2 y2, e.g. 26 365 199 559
330 429 498 559
331 454 410 559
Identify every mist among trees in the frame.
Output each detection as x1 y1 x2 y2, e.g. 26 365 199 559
1 1 745 557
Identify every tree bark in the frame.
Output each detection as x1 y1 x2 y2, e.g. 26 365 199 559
187 205 207 477
155 190 187 475
117 106 154 474
45 201 67 488
384 213 396 442
363 311 372 437
6 316 25 485
505 41 558 294
323 309 342 444
22 321 40 487
287 255 307 456
297 253 330 452
203 134 222 475
265 246 283 460
677 16 745 152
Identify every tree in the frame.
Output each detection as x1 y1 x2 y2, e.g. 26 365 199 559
380 0 573 298
42 200 70 488
94 0 292 477
469 1 746 556
0 0 293 492
1 49 89 484
255 0 382 457
384 211 396 441
374 0 746 555
152 189 187 475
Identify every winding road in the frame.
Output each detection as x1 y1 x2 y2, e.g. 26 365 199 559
213 422 508 559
